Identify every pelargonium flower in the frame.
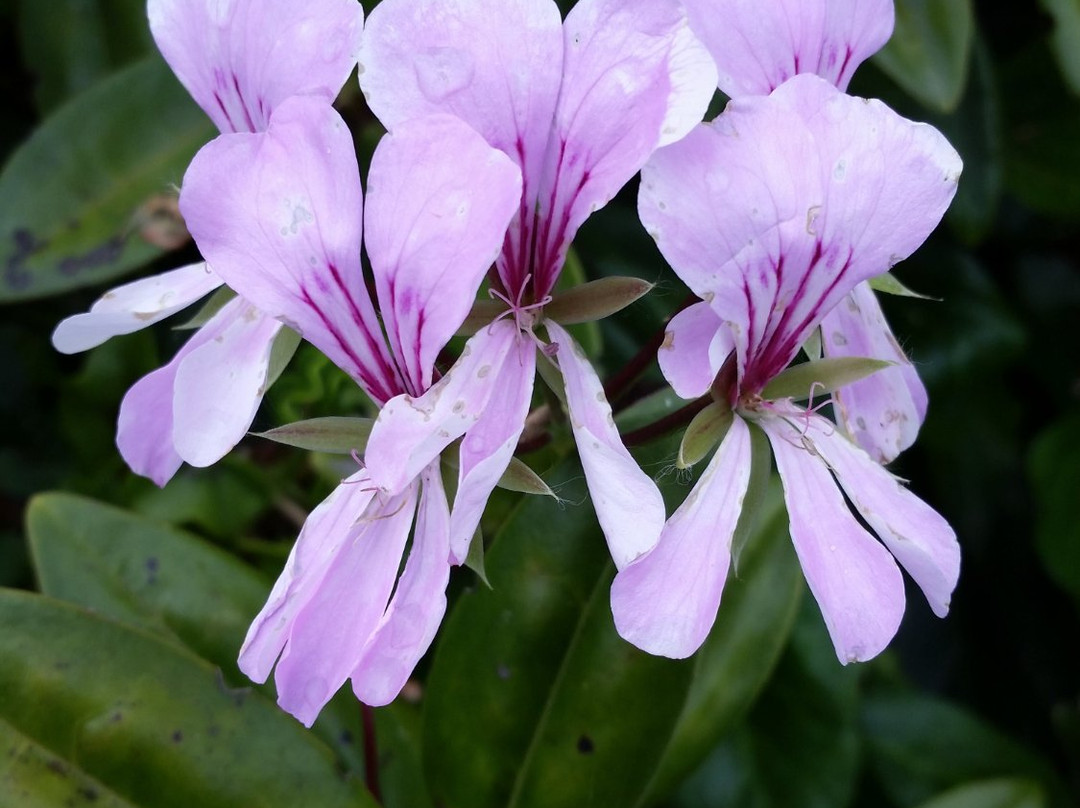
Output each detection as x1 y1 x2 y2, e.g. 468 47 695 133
682 0 926 463
614 74 962 663
180 95 522 724
357 0 718 568
51 0 363 485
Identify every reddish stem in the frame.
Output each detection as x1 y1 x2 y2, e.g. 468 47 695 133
362 704 383 806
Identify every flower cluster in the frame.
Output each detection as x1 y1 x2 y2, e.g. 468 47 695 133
55 0 962 725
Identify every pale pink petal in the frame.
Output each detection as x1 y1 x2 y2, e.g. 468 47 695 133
801 411 959 618
352 466 452 706
683 0 894 97
657 301 734 400
532 0 717 296
764 415 905 663
239 470 378 684
365 114 522 392
116 367 184 488
359 0 563 294
611 416 752 657
640 75 961 395
52 262 221 354
364 320 522 495
448 344 536 563
273 483 419 726
181 96 402 404
148 0 362 133
173 297 282 468
547 321 664 569
822 281 928 462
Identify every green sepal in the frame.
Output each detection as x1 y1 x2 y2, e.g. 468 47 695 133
253 416 374 454
802 326 823 360
730 422 775 576
534 345 568 409
496 457 557 498
761 356 893 401
464 528 491 589
172 286 236 331
542 276 654 326
456 299 505 336
869 271 939 300
264 327 301 390
676 403 734 469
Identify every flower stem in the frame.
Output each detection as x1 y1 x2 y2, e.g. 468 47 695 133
362 704 383 805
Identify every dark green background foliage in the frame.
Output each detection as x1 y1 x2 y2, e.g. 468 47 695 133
0 1 1077 806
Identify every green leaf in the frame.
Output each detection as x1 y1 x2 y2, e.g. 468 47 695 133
422 458 695 808
0 56 216 302
861 692 1072 808
914 779 1046 808
642 483 803 803
761 357 893 401
254 416 375 455
543 276 654 326
615 386 686 432
0 589 375 808
0 716 138 808
1028 413 1080 603
1040 0 1080 95
677 403 733 470
374 704 434 808
17 0 153 113
873 0 974 112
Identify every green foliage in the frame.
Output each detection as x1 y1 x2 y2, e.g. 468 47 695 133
0 56 215 302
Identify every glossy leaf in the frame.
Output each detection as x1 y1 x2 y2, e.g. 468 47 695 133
17 0 153 113
874 0 974 112
254 416 375 455
1041 0 1080 95
1027 413 1080 603
0 589 375 808
422 458 695 808
0 56 216 302
642 483 803 803
914 779 1046 808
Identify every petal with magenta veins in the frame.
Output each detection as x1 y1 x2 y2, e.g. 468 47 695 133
641 75 960 394
148 0 362 133
532 0 717 297
682 0 894 97
763 414 905 664
364 320 521 495
181 96 402 404
611 416 752 658
365 114 522 392
173 297 282 468
239 470 378 685
360 0 562 292
800 410 959 618
273 482 419 727
51 262 221 354
822 281 927 463
547 321 665 569
352 465 452 706
448 342 536 563
657 301 734 400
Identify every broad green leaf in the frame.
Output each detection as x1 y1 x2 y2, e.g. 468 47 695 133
761 357 893 401
26 492 368 780
874 0 974 113
17 0 153 113
861 692 1072 807
375 704 434 808
914 779 1045 808
1041 0 1080 95
1028 414 1080 603
0 56 216 302
0 589 375 808
254 416 375 455
642 484 803 803
544 276 654 326
0 717 138 808
423 458 695 808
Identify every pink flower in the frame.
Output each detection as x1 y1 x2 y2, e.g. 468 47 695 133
180 95 522 722
357 0 719 568
613 75 962 663
51 0 363 485
683 0 926 463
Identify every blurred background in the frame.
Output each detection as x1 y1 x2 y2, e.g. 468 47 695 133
0 1 1077 807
